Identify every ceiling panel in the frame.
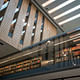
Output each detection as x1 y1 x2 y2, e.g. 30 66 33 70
35 0 80 32
56 9 80 23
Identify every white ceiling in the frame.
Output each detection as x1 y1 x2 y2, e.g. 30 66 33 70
35 0 80 32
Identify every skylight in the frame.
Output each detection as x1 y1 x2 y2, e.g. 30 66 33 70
42 0 55 7
54 5 80 20
59 13 80 25
48 0 75 14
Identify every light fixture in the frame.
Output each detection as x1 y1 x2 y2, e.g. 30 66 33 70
59 13 80 25
48 0 75 14
54 5 80 20
42 0 55 7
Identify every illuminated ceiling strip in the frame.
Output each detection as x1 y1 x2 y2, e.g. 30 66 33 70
54 5 80 20
59 14 80 25
48 0 75 14
42 0 55 7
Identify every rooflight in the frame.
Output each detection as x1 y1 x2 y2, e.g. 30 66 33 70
42 0 55 7
59 13 80 25
48 0 75 14
54 5 80 20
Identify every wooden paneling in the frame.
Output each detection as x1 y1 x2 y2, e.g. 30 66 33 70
0 0 4 8
0 0 19 44
12 0 29 49
23 4 36 48
33 11 43 43
42 18 57 40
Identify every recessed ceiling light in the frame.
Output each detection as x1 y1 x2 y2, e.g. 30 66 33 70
48 0 75 14
58 13 80 25
42 0 56 7
54 5 80 20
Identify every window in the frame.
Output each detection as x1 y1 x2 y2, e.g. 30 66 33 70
0 0 10 26
20 2 31 44
40 16 44 41
8 0 23 37
31 10 38 44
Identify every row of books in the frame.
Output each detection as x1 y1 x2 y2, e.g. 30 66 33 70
0 57 42 76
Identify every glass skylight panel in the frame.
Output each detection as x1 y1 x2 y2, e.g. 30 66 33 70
0 1 9 11
11 19 16 24
48 0 75 14
59 13 80 25
54 5 80 20
42 0 56 7
0 17 3 21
